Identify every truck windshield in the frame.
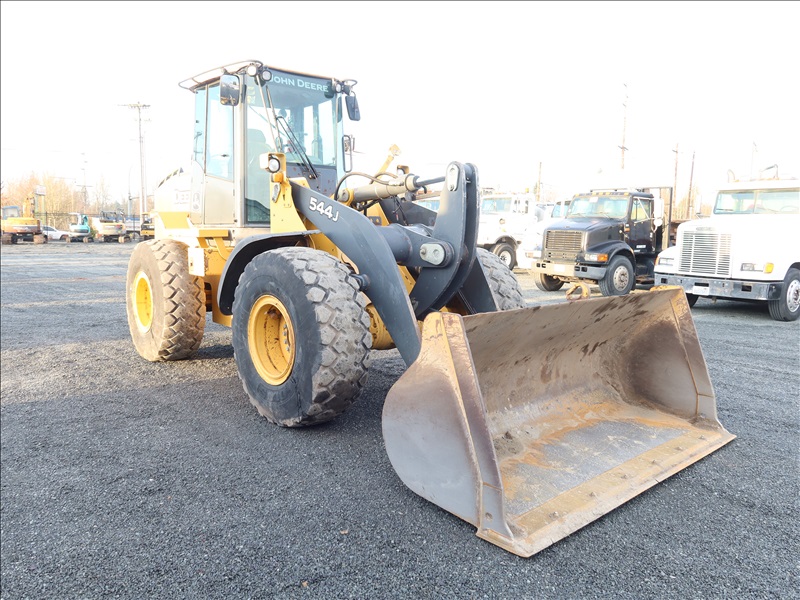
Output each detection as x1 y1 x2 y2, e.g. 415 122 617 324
481 197 514 213
566 196 629 219
713 188 800 214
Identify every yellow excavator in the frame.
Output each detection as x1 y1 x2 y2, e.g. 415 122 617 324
125 60 735 557
1 196 44 244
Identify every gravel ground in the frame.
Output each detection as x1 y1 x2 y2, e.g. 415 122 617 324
1 241 798 600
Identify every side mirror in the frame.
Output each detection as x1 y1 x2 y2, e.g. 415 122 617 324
346 95 360 121
220 74 241 106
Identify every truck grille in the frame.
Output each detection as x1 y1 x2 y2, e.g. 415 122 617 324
544 230 582 261
679 231 731 276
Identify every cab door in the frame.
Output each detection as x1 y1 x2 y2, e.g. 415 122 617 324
192 83 236 226
628 197 655 253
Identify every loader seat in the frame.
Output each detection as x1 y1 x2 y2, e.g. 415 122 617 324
246 129 272 223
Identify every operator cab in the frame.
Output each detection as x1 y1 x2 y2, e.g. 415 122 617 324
173 60 360 233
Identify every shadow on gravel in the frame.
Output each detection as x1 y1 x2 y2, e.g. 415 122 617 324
194 344 235 359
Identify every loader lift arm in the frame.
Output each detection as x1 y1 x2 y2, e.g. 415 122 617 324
290 161 496 366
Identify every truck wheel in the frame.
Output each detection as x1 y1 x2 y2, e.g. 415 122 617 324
491 242 517 270
477 247 527 309
768 268 800 322
533 272 565 292
126 240 206 361
598 255 635 296
685 292 699 307
232 247 372 427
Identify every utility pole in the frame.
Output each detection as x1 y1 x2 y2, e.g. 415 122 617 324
687 150 696 217
619 83 628 170
536 162 542 204
122 102 150 218
670 143 679 243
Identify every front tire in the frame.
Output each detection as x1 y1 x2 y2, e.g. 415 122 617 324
232 247 372 427
126 240 206 361
598 255 635 296
768 268 800 321
477 247 527 309
533 271 565 292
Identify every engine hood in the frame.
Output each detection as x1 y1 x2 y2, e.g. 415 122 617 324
545 217 623 234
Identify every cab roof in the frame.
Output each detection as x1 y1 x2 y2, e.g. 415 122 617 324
178 60 338 91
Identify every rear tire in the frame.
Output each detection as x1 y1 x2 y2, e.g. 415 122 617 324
598 255 635 296
232 247 372 427
126 239 206 361
533 271 565 292
768 268 800 321
491 242 517 270
477 247 527 309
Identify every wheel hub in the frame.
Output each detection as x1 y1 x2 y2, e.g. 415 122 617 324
787 278 800 313
248 295 295 385
132 271 154 333
613 266 629 290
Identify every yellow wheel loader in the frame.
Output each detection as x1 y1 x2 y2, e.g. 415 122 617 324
125 60 735 557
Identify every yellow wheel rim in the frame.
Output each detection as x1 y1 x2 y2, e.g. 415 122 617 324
248 295 295 385
132 271 153 333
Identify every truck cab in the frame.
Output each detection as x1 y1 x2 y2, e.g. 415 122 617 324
476 192 535 270
654 176 800 321
530 189 664 295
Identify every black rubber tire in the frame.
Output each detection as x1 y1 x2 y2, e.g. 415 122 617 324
768 268 800 322
491 242 517 270
232 247 372 427
126 239 206 361
476 247 527 310
685 292 699 307
533 271 565 292
598 255 635 296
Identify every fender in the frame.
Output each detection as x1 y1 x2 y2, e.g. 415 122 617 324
584 240 636 264
217 231 316 315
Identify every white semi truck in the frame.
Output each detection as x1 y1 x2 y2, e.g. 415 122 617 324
654 174 800 321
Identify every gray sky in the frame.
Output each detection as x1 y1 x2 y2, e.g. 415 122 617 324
1 0 798 207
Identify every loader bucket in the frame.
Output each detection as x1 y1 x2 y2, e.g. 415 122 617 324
382 287 735 557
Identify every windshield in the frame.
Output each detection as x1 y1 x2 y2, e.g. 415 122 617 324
566 195 629 219
713 188 800 214
481 197 514 213
244 71 340 169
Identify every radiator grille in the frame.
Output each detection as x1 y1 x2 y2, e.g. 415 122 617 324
679 231 732 276
544 230 583 261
